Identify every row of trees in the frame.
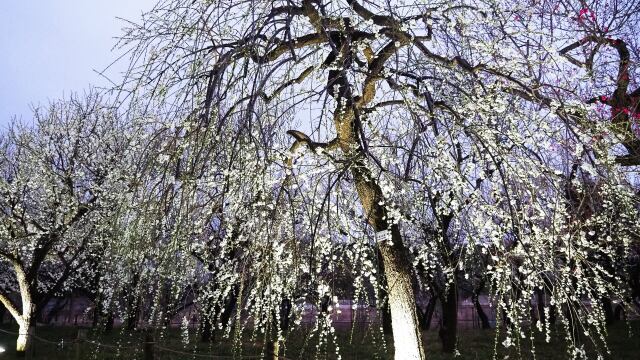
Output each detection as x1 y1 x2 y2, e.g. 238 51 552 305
1 0 640 359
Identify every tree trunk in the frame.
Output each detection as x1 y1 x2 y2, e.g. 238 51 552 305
11 261 35 357
200 300 215 343
265 298 292 360
418 296 437 331
601 297 615 325
264 336 280 360
43 297 69 324
377 251 393 335
439 286 457 353
374 229 424 360
323 69 424 359
381 299 393 335
472 281 491 330
125 272 141 331
126 310 139 331
629 263 640 311
334 140 424 357
125 294 141 331
104 314 115 334
473 295 491 330
16 320 33 357
535 288 545 323
219 290 237 330
614 304 625 321
200 314 214 343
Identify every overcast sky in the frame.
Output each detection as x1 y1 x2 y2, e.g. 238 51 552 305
0 0 156 128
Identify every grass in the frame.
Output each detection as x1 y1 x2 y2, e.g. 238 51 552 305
0 321 639 359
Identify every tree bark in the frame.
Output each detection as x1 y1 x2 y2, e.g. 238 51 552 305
378 255 393 335
264 336 280 360
125 301 140 331
535 287 545 323
104 314 115 334
381 299 393 335
439 286 457 353
601 297 615 325
327 94 425 359
15 321 33 357
614 304 625 321
379 228 425 360
418 296 437 331
265 298 292 360
42 297 69 324
472 281 491 330
13 262 34 357
219 289 237 330
200 307 214 343
473 295 491 330
125 272 141 331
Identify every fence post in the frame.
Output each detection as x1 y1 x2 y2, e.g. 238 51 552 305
143 330 154 360
75 328 87 360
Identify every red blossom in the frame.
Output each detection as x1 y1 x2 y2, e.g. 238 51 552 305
578 8 596 22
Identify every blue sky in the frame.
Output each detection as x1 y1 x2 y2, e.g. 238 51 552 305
0 0 156 128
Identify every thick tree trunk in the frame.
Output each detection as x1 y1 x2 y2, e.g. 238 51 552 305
378 256 393 335
614 304 625 321
16 319 33 357
105 314 115 333
377 229 425 360
92 299 103 328
92 300 114 333
629 263 640 311
42 297 69 324
327 107 424 359
219 291 237 330
200 312 214 343
418 296 437 331
381 299 393 335
315 60 425 358
601 297 615 325
125 272 141 331
472 281 491 330
265 333 278 359
125 292 142 331
439 287 457 353
265 298 292 360
200 298 216 343
535 288 545 323
12 261 35 357
473 295 491 330
126 307 139 331
502 308 512 327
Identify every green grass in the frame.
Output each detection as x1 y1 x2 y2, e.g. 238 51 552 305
0 322 639 359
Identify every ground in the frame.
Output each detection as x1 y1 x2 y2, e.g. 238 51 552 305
0 322 639 359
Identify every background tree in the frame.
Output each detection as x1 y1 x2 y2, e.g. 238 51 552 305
0 93 132 355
